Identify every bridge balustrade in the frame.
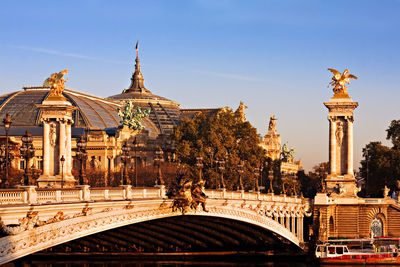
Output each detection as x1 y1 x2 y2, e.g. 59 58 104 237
0 186 305 206
0 189 25 205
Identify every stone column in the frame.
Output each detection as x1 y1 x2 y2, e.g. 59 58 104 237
346 117 354 175
329 117 337 174
58 119 66 175
291 215 295 233
299 216 304 242
66 120 72 176
42 120 50 176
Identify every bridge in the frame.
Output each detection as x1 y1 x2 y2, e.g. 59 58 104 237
0 185 309 264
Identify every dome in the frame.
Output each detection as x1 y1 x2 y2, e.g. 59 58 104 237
107 54 180 135
0 87 121 129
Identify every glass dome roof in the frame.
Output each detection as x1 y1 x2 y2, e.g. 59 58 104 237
0 87 121 129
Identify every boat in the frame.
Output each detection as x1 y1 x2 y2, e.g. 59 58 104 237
315 237 400 264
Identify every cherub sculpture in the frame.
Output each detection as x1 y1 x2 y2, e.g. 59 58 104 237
328 68 358 95
43 69 69 97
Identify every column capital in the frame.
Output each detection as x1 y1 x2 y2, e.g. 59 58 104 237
345 116 354 123
328 116 337 122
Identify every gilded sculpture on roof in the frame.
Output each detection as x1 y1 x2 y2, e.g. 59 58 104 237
328 68 358 96
43 69 69 97
117 100 150 130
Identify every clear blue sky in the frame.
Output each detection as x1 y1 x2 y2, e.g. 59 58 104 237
1 0 400 171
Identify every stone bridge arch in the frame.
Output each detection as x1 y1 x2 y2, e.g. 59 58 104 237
0 200 304 264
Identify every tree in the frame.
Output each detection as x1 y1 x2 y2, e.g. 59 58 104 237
386 120 400 149
298 162 328 198
359 120 400 197
172 108 267 190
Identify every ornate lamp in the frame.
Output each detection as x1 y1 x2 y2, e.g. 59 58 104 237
120 142 131 185
196 156 204 182
254 167 260 192
60 155 65 188
20 130 35 186
154 146 164 186
238 160 244 191
218 159 226 189
3 113 12 187
132 137 139 187
76 136 88 185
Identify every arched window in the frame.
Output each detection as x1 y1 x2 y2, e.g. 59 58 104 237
371 217 383 237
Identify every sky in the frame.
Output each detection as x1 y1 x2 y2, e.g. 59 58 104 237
1 0 400 171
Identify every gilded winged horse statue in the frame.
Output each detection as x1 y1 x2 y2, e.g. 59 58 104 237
328 68 357 95
43 69 69 97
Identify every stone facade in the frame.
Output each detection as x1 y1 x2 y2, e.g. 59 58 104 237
260 115 302 175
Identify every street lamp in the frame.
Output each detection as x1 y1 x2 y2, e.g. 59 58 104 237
76 136 88 185
196 156 204 182
132 138 138 187
268 168 274 193
238 160 244 191
20 130 35 186
254 167 260 192
218 159 226 189
121 141 131 185
3 113 12 187
60 155 65 188
154 146 164 186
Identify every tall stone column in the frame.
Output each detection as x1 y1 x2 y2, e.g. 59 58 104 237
36 93 77 188
329 117 337 175
66 120 72 176
346 117 354 175
42 120 50 176
58 119 66 176
324 88 358 197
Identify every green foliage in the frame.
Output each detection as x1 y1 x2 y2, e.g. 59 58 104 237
359 120 400 197
359 142 400 197
172 108 268 190
298 162 329 198
387 120 400 149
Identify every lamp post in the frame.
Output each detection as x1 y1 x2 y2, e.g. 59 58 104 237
121 142 131 185
154 146 164 186
132 138 138 187
76 136 88 185
254 167 260 192
196 156 204 182
60 155 65 188
238 160 244 191
20 130 35 186
268 168 274 193
3 113 12 187
218 159 225 189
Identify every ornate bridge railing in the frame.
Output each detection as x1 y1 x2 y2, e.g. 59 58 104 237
0 186 303 206
0 185 309 265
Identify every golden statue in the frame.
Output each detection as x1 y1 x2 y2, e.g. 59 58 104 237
328 68 357 96
43 69 69 97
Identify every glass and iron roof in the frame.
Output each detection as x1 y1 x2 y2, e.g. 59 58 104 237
0 87 121 129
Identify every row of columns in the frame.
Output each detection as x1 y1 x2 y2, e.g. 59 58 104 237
272 214 304 242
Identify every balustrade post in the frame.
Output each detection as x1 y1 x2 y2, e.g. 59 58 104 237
222 188 226 199
119 185 132 200
158 185 166 198
55 189 62 202
20 186 37 204
76 185 91 201
104 189 109 200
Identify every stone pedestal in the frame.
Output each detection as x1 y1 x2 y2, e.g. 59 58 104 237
36 95 77 188
324 94 358 197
